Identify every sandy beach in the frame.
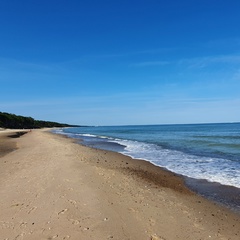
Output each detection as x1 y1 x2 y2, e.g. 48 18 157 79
0 129 239 240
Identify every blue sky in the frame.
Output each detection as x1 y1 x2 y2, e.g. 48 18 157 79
0 0 240 125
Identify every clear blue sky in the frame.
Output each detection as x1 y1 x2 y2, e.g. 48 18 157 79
1 0 240 125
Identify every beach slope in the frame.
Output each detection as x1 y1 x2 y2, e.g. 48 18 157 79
0 130 239 239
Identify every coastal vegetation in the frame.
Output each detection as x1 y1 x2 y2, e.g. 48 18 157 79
0 112 78 129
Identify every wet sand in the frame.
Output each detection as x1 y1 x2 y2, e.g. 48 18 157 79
0 130 28 157
0 129 239 239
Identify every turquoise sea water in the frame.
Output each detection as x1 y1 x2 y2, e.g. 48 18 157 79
56 123 240 190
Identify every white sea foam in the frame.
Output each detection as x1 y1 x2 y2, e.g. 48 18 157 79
113 138 240 188
55 128 240 189
80 133 98 137
77 133 114 140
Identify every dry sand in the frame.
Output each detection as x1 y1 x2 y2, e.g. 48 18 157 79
0 129 239 240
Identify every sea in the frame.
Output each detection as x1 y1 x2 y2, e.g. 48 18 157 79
53 123 240 212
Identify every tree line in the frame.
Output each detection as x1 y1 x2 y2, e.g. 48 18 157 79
0 112 79 129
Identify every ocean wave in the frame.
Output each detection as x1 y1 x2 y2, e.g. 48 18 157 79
58 125 240 189
112 138 240 188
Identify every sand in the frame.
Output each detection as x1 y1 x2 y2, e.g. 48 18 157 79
0 129 239 240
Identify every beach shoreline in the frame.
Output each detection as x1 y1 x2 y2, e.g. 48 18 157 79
56 127 240 214
0 129 239 239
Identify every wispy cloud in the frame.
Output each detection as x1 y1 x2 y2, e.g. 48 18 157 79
129 53 240 69
130 61 170 67
178 55 240 69
0 57 55 71
86 48 174 58
53 47 176 67
2 90 240 125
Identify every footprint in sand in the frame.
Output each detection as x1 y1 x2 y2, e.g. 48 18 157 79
11 203 24 208
71 219 80 225
67 199 77 205
20 222 27 229
1 221 14 229
151 234 167 240
48 234 58 239
28 206 37 214
14 233 25 240
58 209 68 215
